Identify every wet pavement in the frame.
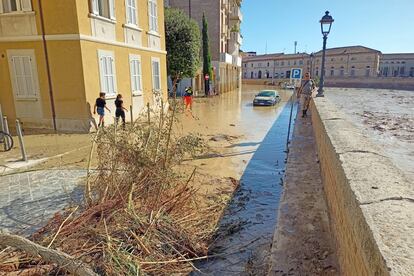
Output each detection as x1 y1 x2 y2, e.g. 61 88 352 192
189 86 297 275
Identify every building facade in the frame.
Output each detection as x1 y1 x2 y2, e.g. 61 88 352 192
166 0 242 94
0 0 168 132
380 53 414 77
242 46 382 80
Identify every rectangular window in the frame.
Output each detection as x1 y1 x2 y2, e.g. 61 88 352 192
126 0 137 25
129 55 142 95
0 0 31 13
149 0 158 32
10 55 37 98
91 0 115 19
151 57 161 91
98 50 117 95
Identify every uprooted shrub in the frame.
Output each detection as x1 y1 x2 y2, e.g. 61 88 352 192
0 104 223 275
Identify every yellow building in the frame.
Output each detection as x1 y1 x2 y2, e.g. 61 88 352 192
0 0 168 132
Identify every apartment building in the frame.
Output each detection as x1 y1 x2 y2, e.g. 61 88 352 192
380 53 414 77
166 0 243 93
242 46 381 80
0 0 167 132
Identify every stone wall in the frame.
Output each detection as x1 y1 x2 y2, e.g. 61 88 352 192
310 98 414 275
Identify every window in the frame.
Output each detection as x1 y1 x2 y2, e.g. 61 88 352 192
294 60 297 65
331 58 334 61
299 60 303 65
330 67 335 76
91 0 116 19
250 72 253 78
244 63 247 68
149 0 158 32
98 50 117 95
340 66 344 76
251 63 253 67
410 67 414 77
267 62 270 67
151 57 161 91
315 68 319 76
0 0 31 13
366 66 370 77
400 67 405 76
281 61 284 66
10 55 37 98
126 0 137 25
351 66 355 77
129 55 142 95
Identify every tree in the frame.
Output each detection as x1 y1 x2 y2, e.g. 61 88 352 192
202 13 212 95
165 8 201 97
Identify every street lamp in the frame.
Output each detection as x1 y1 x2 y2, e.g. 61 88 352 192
317 11 334 97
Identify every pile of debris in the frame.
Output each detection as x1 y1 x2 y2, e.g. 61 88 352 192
0 105 221 275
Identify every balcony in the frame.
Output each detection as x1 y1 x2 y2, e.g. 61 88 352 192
220 53 233 64
230 7 243 22
233 56 242 67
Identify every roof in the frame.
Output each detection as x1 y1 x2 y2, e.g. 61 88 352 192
242 53 284 61
314 46 381 55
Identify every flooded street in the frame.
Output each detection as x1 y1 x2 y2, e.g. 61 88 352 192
179 85 296 274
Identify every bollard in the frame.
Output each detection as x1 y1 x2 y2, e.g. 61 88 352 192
15 120 28 161
0 105 4 132
130 105 133 124
3 116 10 151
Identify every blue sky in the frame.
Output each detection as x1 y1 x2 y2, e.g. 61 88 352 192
241 0 414 54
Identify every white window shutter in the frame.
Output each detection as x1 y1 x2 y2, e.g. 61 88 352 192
109 0 116 20
111 56 117 93
91 0 99 14
20 0 32 11
98 56 106 93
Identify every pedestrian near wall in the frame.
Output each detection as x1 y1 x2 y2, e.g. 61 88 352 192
115 94 128 129
298 73 316 117
94 92 111 127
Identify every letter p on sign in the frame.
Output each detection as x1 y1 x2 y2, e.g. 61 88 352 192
291 68 302 80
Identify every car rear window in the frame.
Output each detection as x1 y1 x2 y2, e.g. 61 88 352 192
257 91 276 97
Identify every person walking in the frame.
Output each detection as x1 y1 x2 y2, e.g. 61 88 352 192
94 92 111 127
183 86 194 111
115 94 128 129
297 73 315 118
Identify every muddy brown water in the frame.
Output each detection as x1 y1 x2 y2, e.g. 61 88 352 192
188 86 298 275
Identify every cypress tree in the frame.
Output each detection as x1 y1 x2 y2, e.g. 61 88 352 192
202 13 212 95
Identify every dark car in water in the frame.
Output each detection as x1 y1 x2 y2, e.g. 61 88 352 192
253 90 281 106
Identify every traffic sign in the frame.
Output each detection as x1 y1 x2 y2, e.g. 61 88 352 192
290 68 302 80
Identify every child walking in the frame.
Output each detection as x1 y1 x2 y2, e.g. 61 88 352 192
183 86 193 111
94 92 111 127
115 94 128 129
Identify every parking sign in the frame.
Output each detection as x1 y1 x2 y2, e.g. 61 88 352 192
290 68 302 88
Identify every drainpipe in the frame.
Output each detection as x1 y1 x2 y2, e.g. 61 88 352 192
38 0 57 131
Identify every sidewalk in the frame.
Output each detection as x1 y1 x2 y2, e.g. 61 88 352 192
268 107 339 275
0 133 93 173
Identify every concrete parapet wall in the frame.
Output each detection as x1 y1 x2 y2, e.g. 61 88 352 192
311 98 414 275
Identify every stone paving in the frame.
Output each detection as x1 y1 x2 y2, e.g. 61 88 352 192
0 170 86 236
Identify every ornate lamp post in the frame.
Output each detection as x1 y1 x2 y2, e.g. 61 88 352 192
317 11 334 97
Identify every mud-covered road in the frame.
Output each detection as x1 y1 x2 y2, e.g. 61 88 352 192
178 86 297 275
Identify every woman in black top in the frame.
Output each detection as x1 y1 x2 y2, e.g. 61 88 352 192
115 94 128 128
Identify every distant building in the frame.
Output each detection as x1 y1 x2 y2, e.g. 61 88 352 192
380 54 414 77
241 51 257 57
166 0 243 93
313 46 381 78
242 46 382 80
